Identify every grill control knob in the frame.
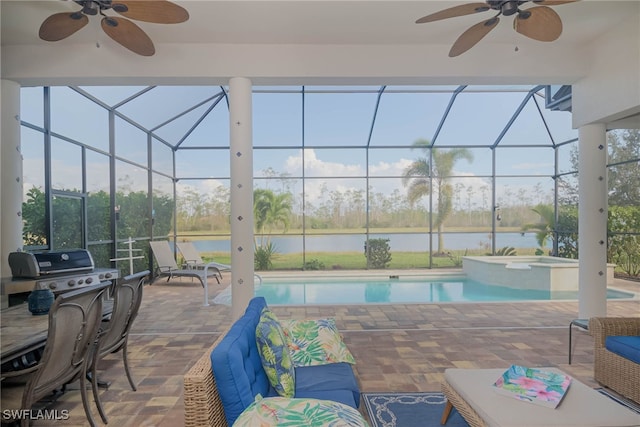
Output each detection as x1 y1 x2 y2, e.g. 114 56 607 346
78 279 84 285
48 282 57 290
86 277 93 284
68 279 76 287
104 273 112 279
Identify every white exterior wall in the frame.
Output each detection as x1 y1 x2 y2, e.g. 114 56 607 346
0 80 23 280
572 12 640 128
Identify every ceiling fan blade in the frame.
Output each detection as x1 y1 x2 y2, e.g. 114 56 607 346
112 0 189 24
39 12 88 41
449 17 500 57
533 1 579 6
416 3 489 24
101 17 155 56
514 6 562 42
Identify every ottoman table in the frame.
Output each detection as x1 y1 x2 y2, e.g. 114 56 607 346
441 368 640 427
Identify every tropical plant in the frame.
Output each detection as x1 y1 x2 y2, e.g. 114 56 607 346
255 242 277 271
521 204 556 255
253 189 292 271
253 189 293 247
556 207 578 259
402 141 473 254
488 246 517 256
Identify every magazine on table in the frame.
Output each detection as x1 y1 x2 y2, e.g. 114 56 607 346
492 365 572 409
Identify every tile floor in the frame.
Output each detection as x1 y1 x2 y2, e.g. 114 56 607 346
11 272 640 426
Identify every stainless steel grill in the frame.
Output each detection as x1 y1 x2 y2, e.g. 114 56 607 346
7 250 119 294
33 268 119 293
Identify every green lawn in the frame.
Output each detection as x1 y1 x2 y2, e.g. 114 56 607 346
197 248 539 271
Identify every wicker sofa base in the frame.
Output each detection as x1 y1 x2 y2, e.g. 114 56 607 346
589 317 640 405
183 331 229 427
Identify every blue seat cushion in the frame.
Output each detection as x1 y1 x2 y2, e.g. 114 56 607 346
295 362 360 408
264 363 360 408
605 335 640 364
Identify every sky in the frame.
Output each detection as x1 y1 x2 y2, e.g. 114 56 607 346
19 85 577 210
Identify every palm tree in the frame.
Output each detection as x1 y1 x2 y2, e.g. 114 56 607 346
253 188 293 247
402 140 473 254
521 203 555 255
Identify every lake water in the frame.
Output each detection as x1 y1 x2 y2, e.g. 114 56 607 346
193 232 545 254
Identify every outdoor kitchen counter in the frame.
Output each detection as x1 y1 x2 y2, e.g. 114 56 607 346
1 298 113 367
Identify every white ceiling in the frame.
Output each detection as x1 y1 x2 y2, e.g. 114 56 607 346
1 1 635 50
2 1 639 128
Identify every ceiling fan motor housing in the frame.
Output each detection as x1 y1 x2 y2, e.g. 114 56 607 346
73 0 129 15
486 1 529 15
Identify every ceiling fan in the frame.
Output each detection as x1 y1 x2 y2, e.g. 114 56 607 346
38 0 189 56
415 0 578 57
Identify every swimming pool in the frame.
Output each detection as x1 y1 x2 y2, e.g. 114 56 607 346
254 276 634 305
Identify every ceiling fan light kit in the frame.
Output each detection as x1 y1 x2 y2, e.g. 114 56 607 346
415 0 578 57
38 0 189 56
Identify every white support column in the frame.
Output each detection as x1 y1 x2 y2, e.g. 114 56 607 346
229 77 255 320
578 123 608 319
1 80 24 280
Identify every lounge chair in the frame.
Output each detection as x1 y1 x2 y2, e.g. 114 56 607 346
149 241 222 306
150 240 222 284
176 241 231 277
177 241 263 287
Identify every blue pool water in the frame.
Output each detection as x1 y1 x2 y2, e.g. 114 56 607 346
255 277 634 305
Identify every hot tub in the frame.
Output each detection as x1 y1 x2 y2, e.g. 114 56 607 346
462 256 615 292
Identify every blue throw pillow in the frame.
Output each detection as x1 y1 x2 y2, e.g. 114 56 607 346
255 308 296 397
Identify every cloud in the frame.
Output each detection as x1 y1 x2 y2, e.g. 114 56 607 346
176 179 226 198
300 150 413 178
369 158 413 176
284 149 362 176
282 149 418 202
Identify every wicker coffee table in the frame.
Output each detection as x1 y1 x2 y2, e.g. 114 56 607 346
441 368 640 427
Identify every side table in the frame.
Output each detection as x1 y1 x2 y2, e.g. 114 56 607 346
568 318 589 364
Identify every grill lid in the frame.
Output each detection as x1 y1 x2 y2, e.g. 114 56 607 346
8 249 95 278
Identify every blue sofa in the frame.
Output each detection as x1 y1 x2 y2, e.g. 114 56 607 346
208 297 361 425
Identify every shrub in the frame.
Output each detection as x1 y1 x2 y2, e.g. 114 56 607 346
365 238 392 269
304 259 325 270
